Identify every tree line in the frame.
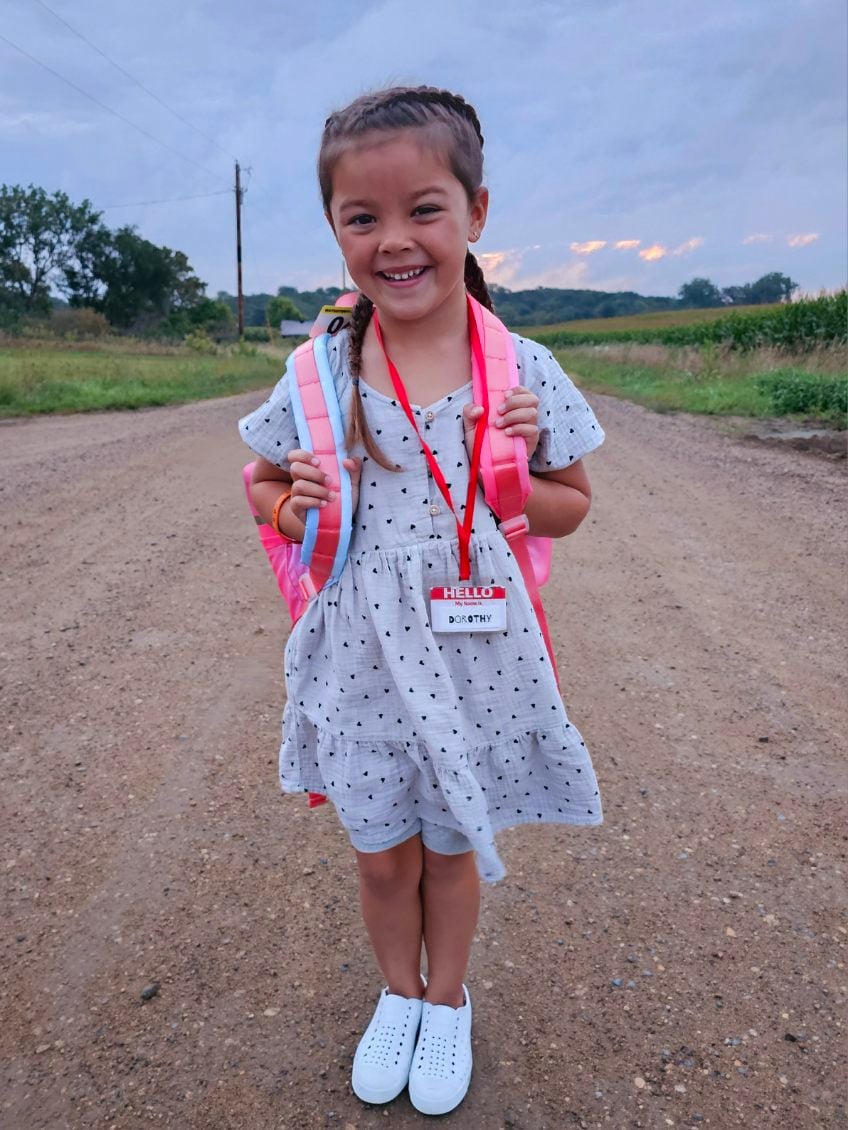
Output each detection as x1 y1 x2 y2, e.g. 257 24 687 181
0 184 231 336
221 273 800 332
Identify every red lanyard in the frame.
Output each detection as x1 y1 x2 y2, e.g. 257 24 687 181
371 299 489 581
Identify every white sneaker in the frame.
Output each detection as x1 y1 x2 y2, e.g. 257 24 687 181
351 980 426 1104
408 984 472 1115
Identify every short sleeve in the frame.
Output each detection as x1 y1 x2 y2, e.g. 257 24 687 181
511 335 605 473
237 371 300 471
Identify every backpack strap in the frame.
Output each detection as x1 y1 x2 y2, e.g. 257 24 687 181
468 295 560 687
286 334 352 600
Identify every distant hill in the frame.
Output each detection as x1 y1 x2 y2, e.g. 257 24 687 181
488 284 677 326
216 283 677 329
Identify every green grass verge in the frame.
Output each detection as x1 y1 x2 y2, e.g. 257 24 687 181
556 348 848 426
0 347 283 416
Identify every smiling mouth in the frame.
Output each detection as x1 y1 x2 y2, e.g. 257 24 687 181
378 266 429 281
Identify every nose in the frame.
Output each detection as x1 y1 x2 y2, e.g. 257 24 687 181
377 223 414 255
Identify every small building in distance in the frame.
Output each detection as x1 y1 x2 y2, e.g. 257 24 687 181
280 320 313 337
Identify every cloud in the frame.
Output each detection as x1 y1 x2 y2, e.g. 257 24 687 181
787 233 820 247
671 237 704 255
638 244 668 261
513 260 590 289
614 240 641 250
570 240 607 255
743 233 773 244
0 110 91 138
478 249 525 287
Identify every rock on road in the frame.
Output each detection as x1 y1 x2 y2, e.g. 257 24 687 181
1 386 845 1129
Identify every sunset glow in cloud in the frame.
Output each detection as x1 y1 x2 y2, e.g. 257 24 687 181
478 249 525 286
639 244 668 261
570 240 607 254
672 237 704 255
614 240 641 250
743 233 773 244
787 233 819 247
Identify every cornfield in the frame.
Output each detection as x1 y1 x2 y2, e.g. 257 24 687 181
535 292 847 352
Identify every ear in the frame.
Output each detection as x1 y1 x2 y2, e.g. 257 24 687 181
468 186 489 242
325 209 338 241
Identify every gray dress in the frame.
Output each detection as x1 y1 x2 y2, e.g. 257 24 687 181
239 328 606 883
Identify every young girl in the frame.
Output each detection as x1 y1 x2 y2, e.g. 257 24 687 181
239 85 605 1116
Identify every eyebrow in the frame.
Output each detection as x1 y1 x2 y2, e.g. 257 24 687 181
338 186 450 211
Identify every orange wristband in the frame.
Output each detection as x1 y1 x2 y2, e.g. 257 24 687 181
271 489 293 536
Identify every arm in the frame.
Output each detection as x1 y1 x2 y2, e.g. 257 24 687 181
524 460 591 538
250 451 362 543
464 386 593 539
250 456 304 542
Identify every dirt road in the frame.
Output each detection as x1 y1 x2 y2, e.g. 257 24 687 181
1 388 845 1129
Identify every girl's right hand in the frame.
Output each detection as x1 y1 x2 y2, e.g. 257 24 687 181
286 449 362 523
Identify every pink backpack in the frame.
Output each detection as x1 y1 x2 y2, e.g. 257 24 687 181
243 294 555 807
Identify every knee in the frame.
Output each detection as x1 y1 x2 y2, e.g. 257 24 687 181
356 834 422 895
421 843 476 882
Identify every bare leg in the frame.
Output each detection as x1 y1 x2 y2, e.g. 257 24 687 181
420 847 480 1008
354 833 426 999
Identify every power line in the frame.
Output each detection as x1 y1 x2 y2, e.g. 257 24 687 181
31 0 239 164
0 31 229 188
102 189 232 209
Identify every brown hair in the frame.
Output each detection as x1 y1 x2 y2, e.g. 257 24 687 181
318 85 495 470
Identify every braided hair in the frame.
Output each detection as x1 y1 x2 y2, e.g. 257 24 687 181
318 86 495 469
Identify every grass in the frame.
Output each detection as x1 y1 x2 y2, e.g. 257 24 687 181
1 320 844 428
0 342 284 417
556 342 848 426
516 303 781 337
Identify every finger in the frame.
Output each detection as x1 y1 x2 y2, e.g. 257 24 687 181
287 448 320 466
497 407 539 427
498 392 538 414
291 479 333 502
463 404 485 430
289 459 333 485
503 423 540 438
290 495 330 516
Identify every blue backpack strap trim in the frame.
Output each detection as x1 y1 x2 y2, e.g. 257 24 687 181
286 334 352 589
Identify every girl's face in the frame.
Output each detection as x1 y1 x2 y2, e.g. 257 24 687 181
326 131 488 327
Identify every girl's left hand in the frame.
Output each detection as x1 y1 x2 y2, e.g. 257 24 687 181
462 386 540 462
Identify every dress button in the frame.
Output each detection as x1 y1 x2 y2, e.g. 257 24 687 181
424 410 435 422
429 504 441 516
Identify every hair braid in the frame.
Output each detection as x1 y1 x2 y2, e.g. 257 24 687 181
464 250 495 312
344 294 398 471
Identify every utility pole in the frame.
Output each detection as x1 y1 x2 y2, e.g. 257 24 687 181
235 161 244 340
341 257 347 291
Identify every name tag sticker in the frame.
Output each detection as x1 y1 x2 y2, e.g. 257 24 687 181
429 584 507 632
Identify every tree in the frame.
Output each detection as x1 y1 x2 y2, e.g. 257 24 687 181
748 272 798 304
0 185 103 313
266 294 304 326
678 277 724 308
721 284 752 306
91 227 208 330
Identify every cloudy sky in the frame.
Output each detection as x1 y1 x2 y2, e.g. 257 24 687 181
4 0 846 299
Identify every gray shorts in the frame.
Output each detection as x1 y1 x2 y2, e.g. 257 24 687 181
347 818 473 857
